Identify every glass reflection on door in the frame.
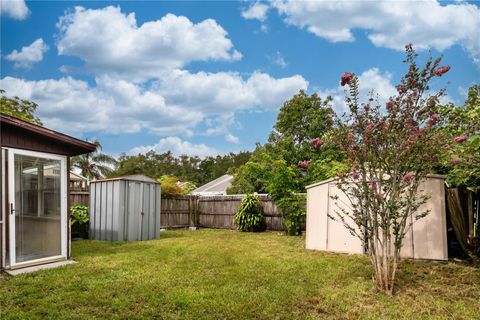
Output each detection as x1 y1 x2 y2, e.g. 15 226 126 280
14 154 62 263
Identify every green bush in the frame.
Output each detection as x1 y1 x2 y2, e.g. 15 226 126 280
70 205 89 225
234 194 266 232
275 194 306 236
266 160 306 235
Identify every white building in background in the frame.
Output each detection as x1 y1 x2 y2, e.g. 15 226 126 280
191 174 233 196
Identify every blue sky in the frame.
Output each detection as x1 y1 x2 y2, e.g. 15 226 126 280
1 0 479 157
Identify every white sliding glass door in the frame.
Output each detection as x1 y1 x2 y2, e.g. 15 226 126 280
8 148 67 268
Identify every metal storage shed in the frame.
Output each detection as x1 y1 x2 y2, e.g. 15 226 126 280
89 175 161 241
305 175 448 260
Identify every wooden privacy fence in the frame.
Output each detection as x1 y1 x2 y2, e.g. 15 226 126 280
70 191 89 206
161 194 286 231
72 192 290 231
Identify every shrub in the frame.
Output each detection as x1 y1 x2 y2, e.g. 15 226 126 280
275 194 306 236
70 205 89 225
266 160 305 235
234 194 266 232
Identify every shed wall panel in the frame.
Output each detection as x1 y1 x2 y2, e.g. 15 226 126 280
306 183 328 250
327 183 364 254
89 178 160 242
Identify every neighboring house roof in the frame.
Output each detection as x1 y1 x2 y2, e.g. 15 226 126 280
92 174 159 184
192 174 233 195
0 113 97 156
70 171 88 182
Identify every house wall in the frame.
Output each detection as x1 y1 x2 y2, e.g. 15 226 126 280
306 176 448 260
1 147 70 270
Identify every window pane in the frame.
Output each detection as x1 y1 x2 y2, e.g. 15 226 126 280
14 155 62 263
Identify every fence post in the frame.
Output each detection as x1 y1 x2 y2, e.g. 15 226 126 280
188 196 194 228
195 195 200 227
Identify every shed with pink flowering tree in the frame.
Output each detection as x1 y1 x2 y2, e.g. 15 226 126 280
305 174 448 260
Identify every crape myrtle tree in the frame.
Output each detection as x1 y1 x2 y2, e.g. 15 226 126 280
319 45 455 295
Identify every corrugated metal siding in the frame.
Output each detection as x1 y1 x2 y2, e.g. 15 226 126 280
89 179 161 241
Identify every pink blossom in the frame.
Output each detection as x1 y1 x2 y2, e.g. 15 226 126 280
365 124 375 133
434 66 450 77
403 173 413 183
450 158 462 165
370 181 377 190
341 72 354 86
375 193 382 201
427 98 436 107
427 113 439 126
298 160 312 169
386 101 394 111
311 138 324 149
352 171 359 180
454 136 467 143
408 78 417 89
396 85 407 94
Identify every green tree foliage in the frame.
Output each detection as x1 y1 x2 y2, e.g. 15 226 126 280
158 175 197 196
233 194 266 232
229 91 339 196
227 145 272 194
0 89 42 125
112 150 251 186
266 160 306 235
267 90 335 167
71 139 118 180
437 84 480 191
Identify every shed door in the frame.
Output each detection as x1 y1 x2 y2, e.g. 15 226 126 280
8 148 67 268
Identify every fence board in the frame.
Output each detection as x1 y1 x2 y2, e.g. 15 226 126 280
70 191 89 207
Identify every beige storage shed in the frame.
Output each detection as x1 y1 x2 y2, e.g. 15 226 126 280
306 175 448 260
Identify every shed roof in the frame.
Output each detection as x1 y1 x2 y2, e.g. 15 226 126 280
92 174 159 184
192 174 233 194
0 113 96 156
305 174 446 190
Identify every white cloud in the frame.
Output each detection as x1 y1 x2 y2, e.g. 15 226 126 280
270 51 287 67
271 0 480 66
129 137 218 158
0 70 306 136
153 69 308 113
56 6 242 81
0 76 202 135
225 133 240 144
241 2 269 21
0 0 29 20
5 38 49 69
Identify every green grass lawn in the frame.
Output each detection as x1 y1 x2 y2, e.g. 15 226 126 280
1 230 479 319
